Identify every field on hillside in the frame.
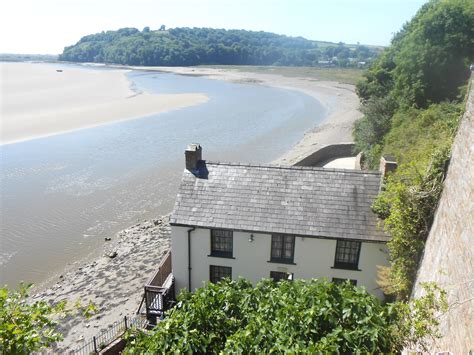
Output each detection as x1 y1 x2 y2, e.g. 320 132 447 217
201 65 365 85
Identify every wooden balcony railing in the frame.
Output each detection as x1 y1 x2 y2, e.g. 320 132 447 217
146 250 172 287
142 251 175 324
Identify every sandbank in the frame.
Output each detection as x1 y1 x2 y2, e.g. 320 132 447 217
0 63 208 145
124 65 363 165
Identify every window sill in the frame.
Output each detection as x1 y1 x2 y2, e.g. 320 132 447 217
331 265 361 271
208 254 235 259
267 260 296 265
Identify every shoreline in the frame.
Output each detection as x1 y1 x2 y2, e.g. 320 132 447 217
28 64 363 350
32 216 172 351
1 62 209 145
120 65 362 165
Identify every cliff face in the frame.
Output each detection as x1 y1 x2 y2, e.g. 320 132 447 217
411 80 474 352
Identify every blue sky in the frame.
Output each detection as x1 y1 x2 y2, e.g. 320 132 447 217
1 0 427 54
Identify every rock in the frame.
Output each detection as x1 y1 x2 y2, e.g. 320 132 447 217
106 251 117 259
104 237 112 241
59 275 64 279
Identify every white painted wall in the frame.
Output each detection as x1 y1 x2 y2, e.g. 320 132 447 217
171 226 389 299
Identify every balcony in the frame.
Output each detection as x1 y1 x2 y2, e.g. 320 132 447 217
138 251 175 325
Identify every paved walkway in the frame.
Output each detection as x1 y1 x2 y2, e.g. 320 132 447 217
323 157 357 169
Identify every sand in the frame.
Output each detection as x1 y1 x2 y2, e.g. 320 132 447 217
123 65 363 165
0 63 208 145
28 64 363 351
31 216 171 351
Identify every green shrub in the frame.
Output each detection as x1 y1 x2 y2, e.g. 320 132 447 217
0 284 65 354
353 0 471 300
124 278 446 353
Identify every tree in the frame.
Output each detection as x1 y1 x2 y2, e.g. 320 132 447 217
0 284 65 354
58 27 381 67
124 278 446 353
353 0 472 298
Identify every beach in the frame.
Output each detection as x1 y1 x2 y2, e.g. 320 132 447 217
25 64 363 350
31 216 171 351
0 63 208 145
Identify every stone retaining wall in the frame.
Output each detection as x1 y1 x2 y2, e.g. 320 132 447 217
411 81 473 352
293 143 356 167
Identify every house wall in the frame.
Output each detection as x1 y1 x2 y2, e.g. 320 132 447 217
171 225 389 299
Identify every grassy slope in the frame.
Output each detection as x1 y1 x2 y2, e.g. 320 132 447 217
199 65 364 85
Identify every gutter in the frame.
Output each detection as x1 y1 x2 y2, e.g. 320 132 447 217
187 227 196 291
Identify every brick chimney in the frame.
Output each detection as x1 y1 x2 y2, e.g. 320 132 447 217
185 143 202 172
379 155 398 178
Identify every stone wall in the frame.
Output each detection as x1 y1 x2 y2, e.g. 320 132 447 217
411 81 473 352
293 143 356 167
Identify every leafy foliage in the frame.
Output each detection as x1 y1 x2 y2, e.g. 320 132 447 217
353 95 398 167
373 145 455 298
0 284 100 354
392 0 474 107
59 27 380 67
124 278 446 353
352 0 471 299
0 284 65 354
354 0 473 169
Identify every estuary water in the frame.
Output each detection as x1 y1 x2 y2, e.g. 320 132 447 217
0 67 326 287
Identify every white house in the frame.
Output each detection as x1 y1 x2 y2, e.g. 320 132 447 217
166 144 390 302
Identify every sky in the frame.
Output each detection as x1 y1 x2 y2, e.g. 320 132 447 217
1 0 428 54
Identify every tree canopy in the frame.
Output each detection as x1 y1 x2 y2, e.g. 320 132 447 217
59 27 380 67
124 279 446 353
353 0 473 298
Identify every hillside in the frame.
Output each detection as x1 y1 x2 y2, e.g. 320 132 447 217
59 27 380 67
353 0 473 300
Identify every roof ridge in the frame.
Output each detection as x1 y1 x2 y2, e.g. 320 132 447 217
203 160 382 175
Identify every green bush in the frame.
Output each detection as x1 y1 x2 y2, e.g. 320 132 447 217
0 284 65 354
371 102 463 298
124 278 446 353
353 0 471 299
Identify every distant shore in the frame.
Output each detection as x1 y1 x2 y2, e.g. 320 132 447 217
1 62 209 145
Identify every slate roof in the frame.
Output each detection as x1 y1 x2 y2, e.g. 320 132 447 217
170 161 389 242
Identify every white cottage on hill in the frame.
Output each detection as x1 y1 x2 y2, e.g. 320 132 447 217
142 144 391 322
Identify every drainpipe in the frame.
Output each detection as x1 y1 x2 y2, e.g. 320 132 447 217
187 227 195 292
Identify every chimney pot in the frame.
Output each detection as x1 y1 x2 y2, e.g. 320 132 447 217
380 155 397 178
185 143 202 172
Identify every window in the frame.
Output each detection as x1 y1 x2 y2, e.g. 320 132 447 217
333 240 361 270
270 234 295 263
210 229 233 258
332 277 357 286
270 271 293 282
210 265 232 283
